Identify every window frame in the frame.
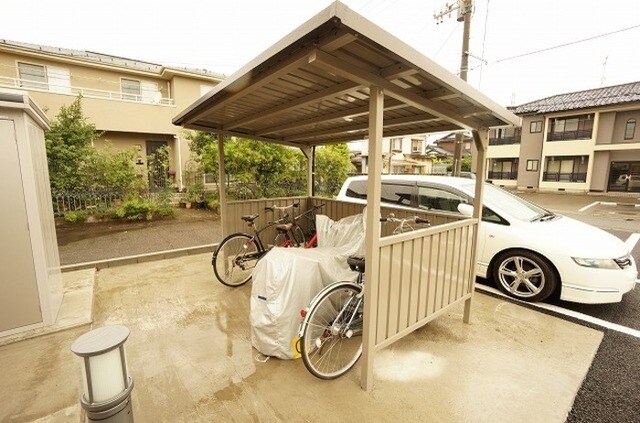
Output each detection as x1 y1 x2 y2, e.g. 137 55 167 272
526 159 539 172
120 77 142 101
530 120 543 133
17 61 48 90
624 118 636 140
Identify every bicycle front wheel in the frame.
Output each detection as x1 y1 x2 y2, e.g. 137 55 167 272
301 282 363 379
212 233 263 287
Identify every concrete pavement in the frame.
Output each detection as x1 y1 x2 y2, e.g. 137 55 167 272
0 253 604 422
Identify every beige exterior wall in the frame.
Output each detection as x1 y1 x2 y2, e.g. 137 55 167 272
0 46 221 190
516 115 545 188
590 151 610 191
612 109 640 144
595 112 615 145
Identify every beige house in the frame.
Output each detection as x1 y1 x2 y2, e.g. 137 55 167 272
360 135 433 174
484 81 640 193
0 39 223 190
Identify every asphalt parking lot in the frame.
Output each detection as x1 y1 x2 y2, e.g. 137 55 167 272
481 191 640 422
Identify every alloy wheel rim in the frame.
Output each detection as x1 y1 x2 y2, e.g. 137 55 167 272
498 256 545 298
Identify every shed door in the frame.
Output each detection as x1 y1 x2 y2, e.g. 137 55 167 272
0 119 42 332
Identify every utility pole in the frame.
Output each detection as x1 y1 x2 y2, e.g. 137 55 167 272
434 0 473 176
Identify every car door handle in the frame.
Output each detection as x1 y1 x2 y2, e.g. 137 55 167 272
488 235 495 238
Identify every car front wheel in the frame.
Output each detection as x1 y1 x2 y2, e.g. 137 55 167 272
492 250 557 302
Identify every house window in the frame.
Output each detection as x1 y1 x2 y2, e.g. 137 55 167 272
489 127 521 145
18 62 48 90
121 78 141 101
121 79 160 103
543 156 588 182
548 114 594 141
526 160 539 171
625 119 636 140
487 158 518 180
18 62 70 93
411 139 422 153
530 121 543 133
391 138 402 151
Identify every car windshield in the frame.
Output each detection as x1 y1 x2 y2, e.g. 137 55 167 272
460 183 550 222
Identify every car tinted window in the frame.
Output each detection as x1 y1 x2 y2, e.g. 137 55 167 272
381 183 413 206
346 181 413 206
418 186 466 213
345 180 367 199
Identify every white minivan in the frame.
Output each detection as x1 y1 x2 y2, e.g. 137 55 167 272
337 175 637 304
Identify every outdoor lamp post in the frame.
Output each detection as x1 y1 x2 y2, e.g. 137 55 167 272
71 325 134 422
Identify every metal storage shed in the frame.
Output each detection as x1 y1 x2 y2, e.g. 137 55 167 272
174 1 519 390
0 90 62 336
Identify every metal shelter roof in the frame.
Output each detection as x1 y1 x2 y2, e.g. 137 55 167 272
173 1 519 147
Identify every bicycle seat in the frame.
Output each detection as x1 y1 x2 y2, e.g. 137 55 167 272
275 223 293 232
347 256 365 273
241 214 259 222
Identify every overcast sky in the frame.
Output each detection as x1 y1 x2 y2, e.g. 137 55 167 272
2 0 639 107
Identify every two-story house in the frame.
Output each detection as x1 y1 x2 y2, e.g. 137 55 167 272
485 81 640 193
359 136 433 175
0 39 223 190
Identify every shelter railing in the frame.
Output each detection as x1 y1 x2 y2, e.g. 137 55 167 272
373 219 476 350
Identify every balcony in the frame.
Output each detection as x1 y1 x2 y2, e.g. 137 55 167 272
489 135 521 146
542 172 587 183
488 171 518 180
0 76 174 106
547 129 592 141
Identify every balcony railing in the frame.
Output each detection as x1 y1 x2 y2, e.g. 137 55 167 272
489 136 521 146
0 76 174 106
547 129 592 141
542 172 587 182
488 171 518 180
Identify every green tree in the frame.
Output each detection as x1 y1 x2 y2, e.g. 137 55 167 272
45 96 102 194
314 143 356 197
83 144 144 193
186 132 307 197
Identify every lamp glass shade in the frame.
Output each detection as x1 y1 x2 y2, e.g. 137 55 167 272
87 347 126 403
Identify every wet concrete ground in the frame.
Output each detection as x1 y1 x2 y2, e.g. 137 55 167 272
0 253 604 422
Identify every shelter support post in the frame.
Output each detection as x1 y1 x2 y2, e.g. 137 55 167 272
464 128 488 323
301 146 314 197
216 132 228 239
361 86 384 391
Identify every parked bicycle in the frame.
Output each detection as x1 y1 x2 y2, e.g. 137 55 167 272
212 203 325 287
298 213 430 379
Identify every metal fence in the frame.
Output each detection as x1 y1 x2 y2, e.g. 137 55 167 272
52 191 122 216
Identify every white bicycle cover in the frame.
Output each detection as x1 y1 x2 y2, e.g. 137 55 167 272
250 213 365 359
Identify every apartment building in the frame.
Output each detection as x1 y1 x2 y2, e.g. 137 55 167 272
485 81 640 193
359 135 433 174
0 39 223 190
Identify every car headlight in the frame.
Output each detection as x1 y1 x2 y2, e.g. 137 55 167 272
572 257 620 269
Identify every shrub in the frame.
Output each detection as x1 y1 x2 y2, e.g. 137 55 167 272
115 198 154 221
64 210 88 223
114 196 175 221
205 194 219 213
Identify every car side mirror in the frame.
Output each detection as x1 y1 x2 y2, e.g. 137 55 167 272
457 203 474 217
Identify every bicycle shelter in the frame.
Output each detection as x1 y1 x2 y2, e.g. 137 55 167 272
174 1 519 391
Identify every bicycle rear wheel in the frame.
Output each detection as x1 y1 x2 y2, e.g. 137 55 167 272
301 282 363 379
212 233 263 287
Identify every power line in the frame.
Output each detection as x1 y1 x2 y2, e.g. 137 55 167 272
463 22 640 74
477 0 490 89
494 23 640 64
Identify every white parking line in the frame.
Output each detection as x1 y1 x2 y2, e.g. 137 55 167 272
579 201 600 212
625 233 640 251
475 284 640 339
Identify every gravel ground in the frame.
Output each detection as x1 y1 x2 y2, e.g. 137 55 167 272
56 208 222 264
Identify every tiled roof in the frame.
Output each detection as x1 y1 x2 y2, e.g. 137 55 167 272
512 81 640 115
0 39 225 80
